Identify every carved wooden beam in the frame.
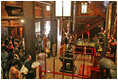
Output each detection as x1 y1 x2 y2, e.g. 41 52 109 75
2 1 23 7
36 1 52 5
1 1 51 8
77 16 97 18
1 16 43 21
78 17 105 36
1 16 23 20
89 4 106 18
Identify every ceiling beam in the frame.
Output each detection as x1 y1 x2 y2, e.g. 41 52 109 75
35 1 52 5
85 16 101 24
1 1 52 8
77 16 97 18
78 23 86 25
78 17 105 36
1 16 23 20
3 1 23 7
1 16 43 21
89 4 106 18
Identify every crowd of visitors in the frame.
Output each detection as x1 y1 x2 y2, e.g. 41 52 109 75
60 32 78 56
1 28 117 79
93 28 117 62
1 36 25 79
1 32 51 79
61 28 117 63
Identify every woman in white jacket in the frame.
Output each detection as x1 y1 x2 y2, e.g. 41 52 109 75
38 50 48 70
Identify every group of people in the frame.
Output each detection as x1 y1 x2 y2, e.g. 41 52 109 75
93 27 117 62
1 33 51 79
1 28 117 79
60 32 78 56
61 28 117 63
36 33 51 58
1 36 25 79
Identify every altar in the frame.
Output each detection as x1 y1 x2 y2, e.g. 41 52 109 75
75 42 95 62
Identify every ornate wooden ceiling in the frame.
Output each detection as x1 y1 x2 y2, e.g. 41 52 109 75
1 1 106 30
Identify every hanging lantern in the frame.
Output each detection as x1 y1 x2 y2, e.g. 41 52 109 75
87 24 90 27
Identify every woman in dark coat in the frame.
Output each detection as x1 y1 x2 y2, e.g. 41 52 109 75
1 47 8 79
24 55 35 79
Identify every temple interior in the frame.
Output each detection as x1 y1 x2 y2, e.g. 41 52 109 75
1 1 117 79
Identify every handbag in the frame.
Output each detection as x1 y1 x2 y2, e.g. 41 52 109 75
46 48 50 53
20 65 28 75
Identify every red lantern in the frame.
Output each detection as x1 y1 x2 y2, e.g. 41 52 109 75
86 31 90 35
19 27 23 36
87 24 90 27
